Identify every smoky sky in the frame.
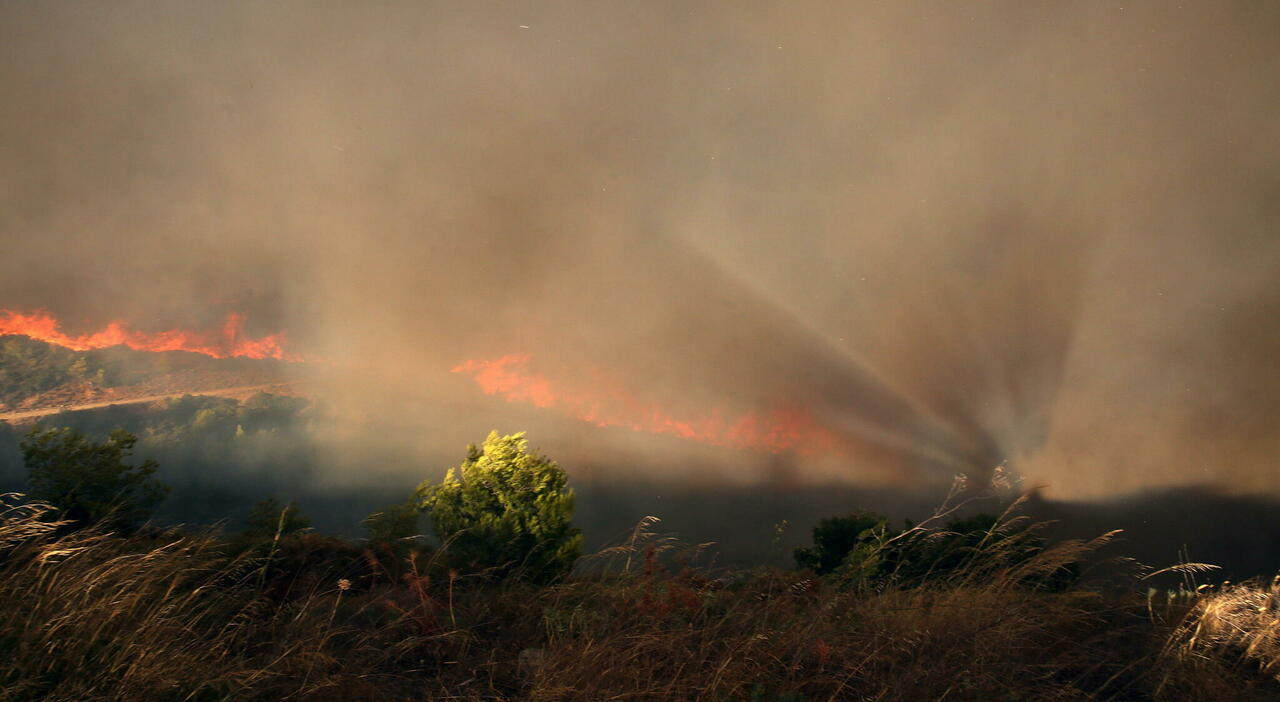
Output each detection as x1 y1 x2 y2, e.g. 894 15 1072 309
1 1 1277 498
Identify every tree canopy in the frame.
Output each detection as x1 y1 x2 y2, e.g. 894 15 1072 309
21 426 168 531
416 431 582 583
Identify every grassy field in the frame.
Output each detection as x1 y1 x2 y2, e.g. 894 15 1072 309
2 493 1279 701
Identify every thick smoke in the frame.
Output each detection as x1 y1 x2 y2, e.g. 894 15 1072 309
1 1 1277 499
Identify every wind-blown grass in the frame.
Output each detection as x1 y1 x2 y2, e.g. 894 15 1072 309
2 492 1278 701
1159 575 1280 696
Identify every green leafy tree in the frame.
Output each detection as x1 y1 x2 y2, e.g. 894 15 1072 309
415 431 582 582
21 427 168 531
243 495 311 539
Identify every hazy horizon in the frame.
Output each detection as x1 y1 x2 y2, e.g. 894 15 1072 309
3 1 1278 501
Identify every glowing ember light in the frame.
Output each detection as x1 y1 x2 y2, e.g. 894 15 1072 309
0 309 304 362
453 353 845 455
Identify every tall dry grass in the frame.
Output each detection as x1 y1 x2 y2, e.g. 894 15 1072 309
0 492 549 700
3 492 1280 701
528 512 1133 701
1158 576 1280 697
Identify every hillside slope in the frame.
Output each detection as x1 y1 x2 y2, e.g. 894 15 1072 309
0 335 292 414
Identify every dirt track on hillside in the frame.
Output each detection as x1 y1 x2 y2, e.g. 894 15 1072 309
0 383 296 424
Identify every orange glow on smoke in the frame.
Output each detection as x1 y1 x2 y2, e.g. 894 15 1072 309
453 353 845 455
0 309 303 362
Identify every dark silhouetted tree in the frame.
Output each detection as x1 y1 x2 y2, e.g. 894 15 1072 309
21 426 168 532
363 501 420 543
794 511 889 575
243 495 311 539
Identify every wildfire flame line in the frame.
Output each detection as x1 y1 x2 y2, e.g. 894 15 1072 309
452 353 846 455
0 309 303 362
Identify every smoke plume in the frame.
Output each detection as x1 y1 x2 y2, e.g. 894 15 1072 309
2 1 1277 499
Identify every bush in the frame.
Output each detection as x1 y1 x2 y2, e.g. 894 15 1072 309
21 427 168 532
363 501 420 543
242 495 311 540
796 504 1077 591
793 511 889 575
416 431 582 583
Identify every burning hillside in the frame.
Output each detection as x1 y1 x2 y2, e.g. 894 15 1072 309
0 327 295 415
0 309 304 362
453 353 846 457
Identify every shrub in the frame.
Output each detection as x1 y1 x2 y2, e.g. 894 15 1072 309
242 495 311 540
793 511 889 575
796 503 1077 591
363 501 420 543
21 427 168 532
415 431 582 583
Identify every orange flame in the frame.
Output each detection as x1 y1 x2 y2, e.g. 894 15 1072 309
0 309 303 362
453 353 845 455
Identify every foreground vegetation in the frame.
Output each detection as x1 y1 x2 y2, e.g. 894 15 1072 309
3 428 1280 700
2 498 1279 700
